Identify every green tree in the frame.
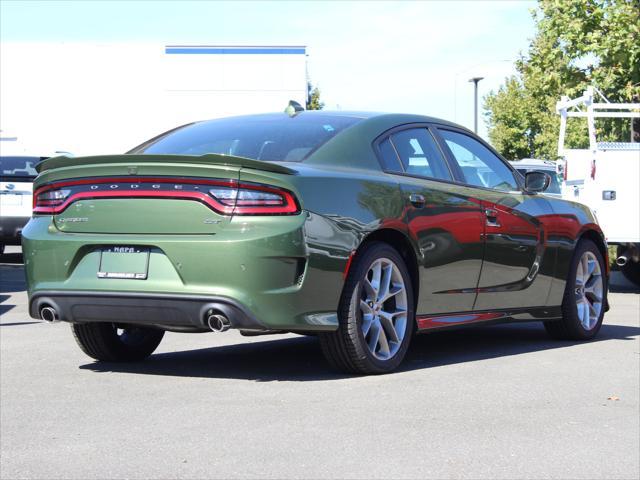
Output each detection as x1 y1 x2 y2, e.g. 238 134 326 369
306 82 325 110
485 0 640 160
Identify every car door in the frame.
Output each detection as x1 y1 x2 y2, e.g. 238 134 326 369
375 126 485 314
433 127 555 310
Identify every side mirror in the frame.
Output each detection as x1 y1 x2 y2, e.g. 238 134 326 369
524 171 551 193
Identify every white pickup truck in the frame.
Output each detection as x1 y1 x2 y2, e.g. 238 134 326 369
556 87 640 286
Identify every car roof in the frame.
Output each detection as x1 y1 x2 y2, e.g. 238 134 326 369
294 112 470 170
188 110 475 171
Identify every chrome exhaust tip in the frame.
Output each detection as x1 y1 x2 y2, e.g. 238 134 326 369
207 314 231 333
40 306 59 323
616 255 628 267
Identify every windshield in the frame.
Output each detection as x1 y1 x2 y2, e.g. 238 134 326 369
130 113 361 162
516 168 562 194
0 156 41 181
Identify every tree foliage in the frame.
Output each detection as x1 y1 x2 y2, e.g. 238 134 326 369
306 82 325 110
485 0 640 160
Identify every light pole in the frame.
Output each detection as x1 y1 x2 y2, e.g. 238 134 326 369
468 76 484 134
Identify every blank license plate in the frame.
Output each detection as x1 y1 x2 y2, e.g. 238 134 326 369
98 246 150 279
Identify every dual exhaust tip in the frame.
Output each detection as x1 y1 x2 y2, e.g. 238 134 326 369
206 313 231 333
39 305 231 333
39 306 59 323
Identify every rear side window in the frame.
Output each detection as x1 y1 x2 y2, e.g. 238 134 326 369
439 129 518 191
384 128 452 181
378 138 403 171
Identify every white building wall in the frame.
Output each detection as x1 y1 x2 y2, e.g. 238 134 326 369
0 43 307 156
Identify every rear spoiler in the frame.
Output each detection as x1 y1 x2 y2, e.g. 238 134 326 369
36 153 297 175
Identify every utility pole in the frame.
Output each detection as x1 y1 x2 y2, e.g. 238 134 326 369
468 77 484 134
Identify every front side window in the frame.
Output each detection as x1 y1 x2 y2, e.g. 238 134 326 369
387 128 452 181
439 129 518 192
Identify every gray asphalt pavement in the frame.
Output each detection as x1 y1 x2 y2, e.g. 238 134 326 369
1 245 639 479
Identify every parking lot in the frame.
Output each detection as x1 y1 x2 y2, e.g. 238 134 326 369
1 245 638 479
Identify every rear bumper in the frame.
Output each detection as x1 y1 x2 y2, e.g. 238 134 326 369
30 291 264 331
0 216 30 244
22 214 349 332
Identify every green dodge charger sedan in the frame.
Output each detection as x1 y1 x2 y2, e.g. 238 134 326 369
22 111 608 374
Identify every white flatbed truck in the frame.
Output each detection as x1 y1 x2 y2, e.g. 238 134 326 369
556 87 640 286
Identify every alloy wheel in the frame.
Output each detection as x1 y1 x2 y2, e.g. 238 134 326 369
359 258 408 360
574 251 603 330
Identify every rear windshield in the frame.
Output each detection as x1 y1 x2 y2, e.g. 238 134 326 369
516 168 562 194
130 113 361 162
0 156 40 180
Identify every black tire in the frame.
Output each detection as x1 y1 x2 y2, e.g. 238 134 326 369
0 244 5 255
71 322 165 362
544 239 607 340
319 242 415 374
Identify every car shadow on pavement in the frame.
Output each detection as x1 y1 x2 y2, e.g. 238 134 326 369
0 261 27 293
0 294 18 318
0 251 24 265
80 321 640 382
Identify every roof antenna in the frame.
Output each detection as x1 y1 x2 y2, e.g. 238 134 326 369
285 100 304 117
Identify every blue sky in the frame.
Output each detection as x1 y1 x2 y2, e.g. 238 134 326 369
1 0 537 139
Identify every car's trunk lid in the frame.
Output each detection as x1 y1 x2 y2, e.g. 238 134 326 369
35 154 295 235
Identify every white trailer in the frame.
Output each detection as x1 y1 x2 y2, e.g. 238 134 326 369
0 43 309 156
556 87 640 285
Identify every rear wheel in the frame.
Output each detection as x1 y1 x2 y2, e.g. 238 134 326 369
319 242 415 374
544 239 606 340
71 322 165 362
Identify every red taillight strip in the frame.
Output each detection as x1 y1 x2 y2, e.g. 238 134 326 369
33 177 299 215
34 190 235 215
33 176 236 200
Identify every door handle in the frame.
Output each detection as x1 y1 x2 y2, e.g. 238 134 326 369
485 208 501 227
409 193 426 208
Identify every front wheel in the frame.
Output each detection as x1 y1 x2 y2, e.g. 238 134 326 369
544 239 606 340
319 242 415 374
71 323 165 362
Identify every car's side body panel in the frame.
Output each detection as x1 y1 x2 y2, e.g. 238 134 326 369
542 198 607 306
416 305 563 331
398 176 485 313
470 191 555 310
